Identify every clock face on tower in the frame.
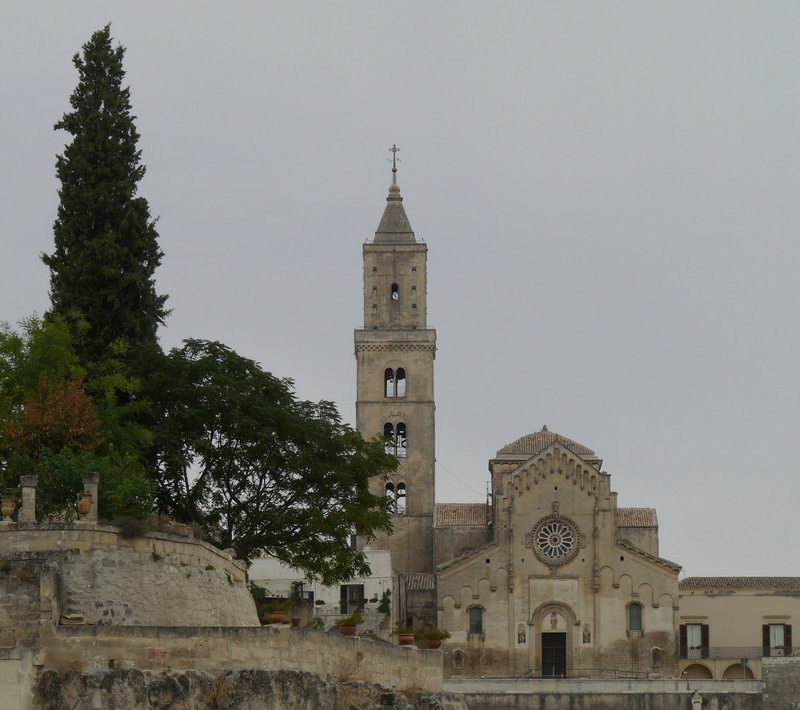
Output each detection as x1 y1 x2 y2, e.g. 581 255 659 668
525 513 583 567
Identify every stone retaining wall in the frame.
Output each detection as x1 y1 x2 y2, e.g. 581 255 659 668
446 678 764 710
762 657 800 710
0 522 258 630
40 624 442 693
33 669 465 710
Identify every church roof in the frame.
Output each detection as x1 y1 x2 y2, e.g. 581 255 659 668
496 426 595 458
616 508 657 528
435 503 491 527
374 172 415 244
404 573 436 590
679 577 800 591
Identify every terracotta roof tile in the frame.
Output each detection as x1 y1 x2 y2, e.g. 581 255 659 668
679 577 800 591
434 503 490 527
496 427 595 458
404 573 435 590
616 508 657 528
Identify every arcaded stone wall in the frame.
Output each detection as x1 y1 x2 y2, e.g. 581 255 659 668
0 522 258 630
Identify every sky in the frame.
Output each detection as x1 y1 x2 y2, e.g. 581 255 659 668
2 2 799 577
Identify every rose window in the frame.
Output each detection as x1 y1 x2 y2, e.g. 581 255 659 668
527 514 582 567
536 521 574 559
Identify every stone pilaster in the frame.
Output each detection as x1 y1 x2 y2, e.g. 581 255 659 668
19 475 37 522
83 471 99 522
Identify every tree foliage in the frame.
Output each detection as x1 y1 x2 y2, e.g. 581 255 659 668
148 339 396 583
0 316 153 519
42 25 167 369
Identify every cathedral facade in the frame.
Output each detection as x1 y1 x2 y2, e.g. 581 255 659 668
353 164 797 680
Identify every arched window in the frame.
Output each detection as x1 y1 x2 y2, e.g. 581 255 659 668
469 607 483 636
385 482 395 510
384 423 395 455
396 482 406 514
396 422 407 458
384 368 406 398
384 422 407 458
391 283 399 301
628 603 642 632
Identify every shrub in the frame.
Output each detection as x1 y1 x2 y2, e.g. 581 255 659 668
336 612 364 626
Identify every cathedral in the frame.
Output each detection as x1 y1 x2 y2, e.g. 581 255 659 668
349 156 798 680
251 156 798 682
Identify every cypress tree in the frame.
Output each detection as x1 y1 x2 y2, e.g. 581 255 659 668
43 25 167 368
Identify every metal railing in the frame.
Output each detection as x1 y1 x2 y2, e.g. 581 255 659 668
680 646 791 660
525 667 650 679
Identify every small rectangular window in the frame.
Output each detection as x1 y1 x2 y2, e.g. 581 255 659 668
412 304 417 309
411 266 416 272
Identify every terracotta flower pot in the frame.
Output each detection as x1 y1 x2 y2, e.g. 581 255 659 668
426 638 442 649
339 624 356 636
267 611 287 624
291 617 301 628
397 633 415 646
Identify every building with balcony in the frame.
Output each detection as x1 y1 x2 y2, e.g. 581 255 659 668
678 577 798 680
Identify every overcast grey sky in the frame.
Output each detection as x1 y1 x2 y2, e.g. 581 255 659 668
2 2 799 577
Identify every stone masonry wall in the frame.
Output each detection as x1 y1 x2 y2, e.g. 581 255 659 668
0 522 258 629
34 669 467 710
446 678 764 710
761 657 800 710
38 624 442 694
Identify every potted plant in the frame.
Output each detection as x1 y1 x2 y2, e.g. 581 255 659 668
392 622 415 646
265 599 293 625
423 628 451 649
336 612 364 636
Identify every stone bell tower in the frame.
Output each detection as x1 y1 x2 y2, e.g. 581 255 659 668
355 147 436 575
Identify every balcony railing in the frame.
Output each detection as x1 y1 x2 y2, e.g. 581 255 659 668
680 646 791 660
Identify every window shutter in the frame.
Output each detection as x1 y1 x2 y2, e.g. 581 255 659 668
763 625 770 656
785 624 792 654
679 624 687 657
701 625 710 658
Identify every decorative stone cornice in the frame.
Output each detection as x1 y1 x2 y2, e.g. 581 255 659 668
354 343 437 353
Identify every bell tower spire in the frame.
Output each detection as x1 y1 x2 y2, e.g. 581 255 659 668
354 147 436 575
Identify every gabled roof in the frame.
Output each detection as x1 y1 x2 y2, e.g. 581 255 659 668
435 503 490 527
496 426 595 459
680 577 800 591
616 508 657 528
617 540 681 572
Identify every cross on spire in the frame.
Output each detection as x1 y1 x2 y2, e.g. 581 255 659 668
389 144 400 172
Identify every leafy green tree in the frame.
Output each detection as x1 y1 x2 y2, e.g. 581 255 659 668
148 339 395 583
0 317 153 519
42 25 167 370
